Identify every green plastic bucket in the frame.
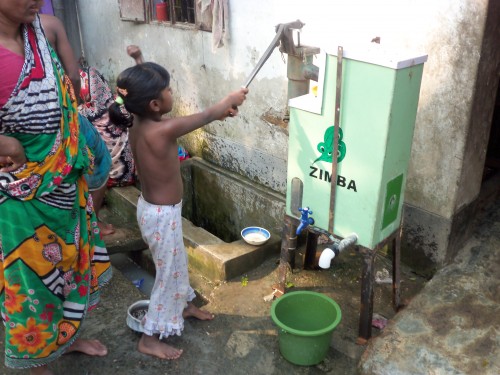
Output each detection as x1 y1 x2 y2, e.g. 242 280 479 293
271 291 342 366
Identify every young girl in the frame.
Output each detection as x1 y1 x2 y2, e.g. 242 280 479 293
109 49 248 360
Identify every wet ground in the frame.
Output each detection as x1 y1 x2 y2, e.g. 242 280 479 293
0 229 427 375
3 190 499 374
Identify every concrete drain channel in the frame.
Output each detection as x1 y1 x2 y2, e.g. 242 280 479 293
110 253 155 296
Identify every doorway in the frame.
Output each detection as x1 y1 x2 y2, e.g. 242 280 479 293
483 79 500 181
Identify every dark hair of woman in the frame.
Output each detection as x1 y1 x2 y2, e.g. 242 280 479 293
109 62 171 129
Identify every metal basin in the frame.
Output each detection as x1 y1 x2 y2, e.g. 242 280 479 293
126 300 149 333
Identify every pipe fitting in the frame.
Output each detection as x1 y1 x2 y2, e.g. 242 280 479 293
318 233 358 269
319 246 338 269
338 233 358 252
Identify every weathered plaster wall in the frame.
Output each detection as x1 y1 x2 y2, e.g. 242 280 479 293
76 0 292 193
401 0 500 272
72 0 497 272
405 2 488 217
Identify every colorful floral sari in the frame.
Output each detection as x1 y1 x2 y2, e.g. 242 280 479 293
0 15 111 369
79 66 135 187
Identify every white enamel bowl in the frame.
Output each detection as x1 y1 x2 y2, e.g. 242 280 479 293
241 227 271 246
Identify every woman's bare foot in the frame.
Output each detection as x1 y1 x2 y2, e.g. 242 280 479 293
67 338 108 356
97 221 115 236
183 302 214 320
30 365 53 375
138 334 183 360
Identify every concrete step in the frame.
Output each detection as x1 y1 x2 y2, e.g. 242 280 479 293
103 185 281 282
100 222 148 255
99 187 147 255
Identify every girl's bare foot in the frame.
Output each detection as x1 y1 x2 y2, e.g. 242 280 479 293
98 221 115 236
138 334 183 360
183 302 214 320
30 365 53 375
67 338 108 356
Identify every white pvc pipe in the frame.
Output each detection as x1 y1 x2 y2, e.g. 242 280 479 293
318 233 358 269
338 233 358 252
319 247 335 269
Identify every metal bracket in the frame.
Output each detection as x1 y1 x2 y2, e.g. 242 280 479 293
328 46 343 234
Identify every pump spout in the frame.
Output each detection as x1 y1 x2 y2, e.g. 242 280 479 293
296 221 310 235
302 63 319 82
319 233 358 269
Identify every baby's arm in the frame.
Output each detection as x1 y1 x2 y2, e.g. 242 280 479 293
127 45 145 65
0 135 26 172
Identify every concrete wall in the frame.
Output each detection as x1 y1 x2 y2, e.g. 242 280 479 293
69 0 499 275
402 0 500 274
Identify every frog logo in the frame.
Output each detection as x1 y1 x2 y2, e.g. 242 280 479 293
314 126 346 164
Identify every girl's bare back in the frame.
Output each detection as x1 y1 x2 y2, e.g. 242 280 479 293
128 117 184 205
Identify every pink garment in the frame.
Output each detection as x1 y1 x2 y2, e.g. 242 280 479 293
137 196 196 339
0 46 24 108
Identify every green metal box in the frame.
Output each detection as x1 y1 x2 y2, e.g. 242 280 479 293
286 47 427 249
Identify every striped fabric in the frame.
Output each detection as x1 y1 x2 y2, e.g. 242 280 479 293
0 15 111 370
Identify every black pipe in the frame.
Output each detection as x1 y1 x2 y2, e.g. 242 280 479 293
278 215 298 291
303 230 319 269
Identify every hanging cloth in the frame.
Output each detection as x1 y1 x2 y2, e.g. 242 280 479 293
199 0 229 52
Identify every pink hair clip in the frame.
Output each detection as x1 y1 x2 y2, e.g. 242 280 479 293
117 87 128 97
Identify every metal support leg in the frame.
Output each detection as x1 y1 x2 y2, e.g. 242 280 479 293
357 248 376 344
278 215 298 293
356 228 401 344
392 228 402 310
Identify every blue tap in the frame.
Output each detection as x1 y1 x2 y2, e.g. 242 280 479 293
296 207 315 235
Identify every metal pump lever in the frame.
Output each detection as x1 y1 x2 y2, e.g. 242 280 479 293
242 20 305 88
231 20 305 114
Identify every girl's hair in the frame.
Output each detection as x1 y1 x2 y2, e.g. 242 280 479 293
108 62 171 128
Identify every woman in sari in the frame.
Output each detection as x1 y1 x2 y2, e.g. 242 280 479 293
40 12 116 236
0 1 112 374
